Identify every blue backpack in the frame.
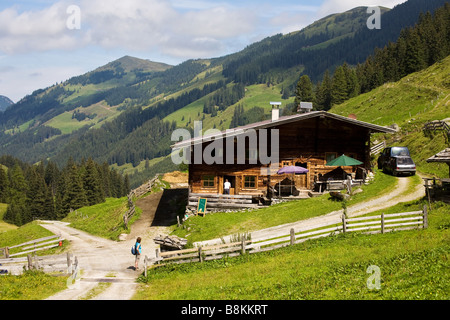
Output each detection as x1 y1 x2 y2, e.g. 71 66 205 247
131 243 140 255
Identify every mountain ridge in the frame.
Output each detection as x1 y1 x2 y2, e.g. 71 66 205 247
0 95 14 112
0 0 448 188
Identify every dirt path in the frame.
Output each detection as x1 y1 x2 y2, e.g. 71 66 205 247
196 175 425 246
42 187 187 300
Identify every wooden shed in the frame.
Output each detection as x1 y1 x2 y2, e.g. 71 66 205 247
173 110 395 204
427 148 450 177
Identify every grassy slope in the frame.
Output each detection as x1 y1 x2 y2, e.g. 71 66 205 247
331 56 450 177
173 169 399 244
135 200 449 300
62 197 140 241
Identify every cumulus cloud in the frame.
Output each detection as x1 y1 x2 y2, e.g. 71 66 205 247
0 0 258 59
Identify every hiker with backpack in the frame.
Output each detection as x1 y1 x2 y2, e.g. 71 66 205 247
132 237 142 271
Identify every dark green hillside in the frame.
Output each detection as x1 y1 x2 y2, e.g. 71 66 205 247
0 0 448 188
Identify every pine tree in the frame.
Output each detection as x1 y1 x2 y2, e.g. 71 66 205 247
315 70 332 111
294 75 314 107
331 66 348 106
63 164 88 211
0 166 8 203
4 164 29 226
84 158 105 205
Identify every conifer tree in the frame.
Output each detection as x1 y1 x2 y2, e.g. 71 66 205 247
331 66 348 106
63 164 88 211
84 158 105 205
294 75 314 107
0 166 8 203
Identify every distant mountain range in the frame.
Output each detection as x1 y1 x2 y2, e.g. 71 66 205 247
0 95 13 112
0 0 448 188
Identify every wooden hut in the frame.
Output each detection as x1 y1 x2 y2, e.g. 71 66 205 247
173 110 395 210
427 148 450 177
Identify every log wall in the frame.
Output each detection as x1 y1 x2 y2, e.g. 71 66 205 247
189 117 371 195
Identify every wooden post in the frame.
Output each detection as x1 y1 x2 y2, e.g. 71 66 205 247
423 205 428 229
27 254 33 270
241 238 246 255
144 256 148 277
67 252 72 274
155 248 160 264
290 228 295 246
5 246 9 259
342 214 347 233
381 213 385 234
198 246 203 263
73 256 78 277
177 215 181 227
425 179 432 211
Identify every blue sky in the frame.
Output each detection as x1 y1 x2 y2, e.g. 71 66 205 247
0 0 407 102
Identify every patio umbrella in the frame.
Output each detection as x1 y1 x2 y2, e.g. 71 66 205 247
276 166 309 196
326 154 363 167
277 165 309 174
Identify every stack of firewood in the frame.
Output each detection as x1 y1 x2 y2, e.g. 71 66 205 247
153 235 188 249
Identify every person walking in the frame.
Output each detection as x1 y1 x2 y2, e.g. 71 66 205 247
134 237 142 271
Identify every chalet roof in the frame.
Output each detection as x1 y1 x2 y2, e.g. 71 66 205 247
426 148 450 163
173 111 396 149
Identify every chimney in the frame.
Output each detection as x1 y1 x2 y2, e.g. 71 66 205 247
270 102 281 121
299 102 313 113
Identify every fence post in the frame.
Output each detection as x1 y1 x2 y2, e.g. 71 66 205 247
290 228 295 245
5 246 9 259
67 252 72 274
241 238 246 255
381 213 385 234
342 214 347 233
144 256 148 277
423 205 428 229
27 254 33 270
198 246 203 263
155 248 160 264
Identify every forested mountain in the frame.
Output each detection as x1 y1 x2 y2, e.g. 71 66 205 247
0 95 13 112
0 155 130 226
0 0 448 189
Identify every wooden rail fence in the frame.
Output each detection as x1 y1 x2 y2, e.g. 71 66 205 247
148 207 427 269
0 252 78 275
370 141 386 155
1 234 64 259
423 120 450 137
123 173 162 229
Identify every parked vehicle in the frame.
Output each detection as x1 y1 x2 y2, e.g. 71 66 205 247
377 146 416 176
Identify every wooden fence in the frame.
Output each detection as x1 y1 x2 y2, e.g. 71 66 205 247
0 252 78 275
1 234 64 259
149 207 427 268
370 141 386 155
423 120 450 137
123 173 162 229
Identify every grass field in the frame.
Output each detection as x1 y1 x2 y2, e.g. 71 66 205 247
173 169 399 244
135 200 449 300
62 197 139 241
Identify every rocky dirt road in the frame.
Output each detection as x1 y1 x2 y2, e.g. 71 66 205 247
43 187 187 300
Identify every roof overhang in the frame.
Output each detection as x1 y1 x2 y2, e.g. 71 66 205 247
427 148 450 163
172 111 396 149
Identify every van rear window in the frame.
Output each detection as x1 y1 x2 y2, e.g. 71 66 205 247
391 147 410 156
397 157 413 165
